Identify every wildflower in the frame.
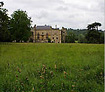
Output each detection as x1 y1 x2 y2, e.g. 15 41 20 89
26 77 28 80
21 82 24 86
16 74 18 78
80 69 83 71
71 90 75 92
50 71 53 75
72 85 75 88
43 69 45 74
40 76 44 79
55 64 57 69
17 67 21 73
43 64 46 69
42 68 43 71
64 71 67 75
16 80 18 82
32 87 34 91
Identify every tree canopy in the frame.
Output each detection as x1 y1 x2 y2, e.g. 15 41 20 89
87 22 101 31
65 32 75 43
86 22 103 43
10 10 32 42
0 2 10 42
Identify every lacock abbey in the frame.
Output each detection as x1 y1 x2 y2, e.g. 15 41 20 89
30 25 67 43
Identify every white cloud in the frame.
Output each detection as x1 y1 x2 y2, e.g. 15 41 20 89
3 0 104 30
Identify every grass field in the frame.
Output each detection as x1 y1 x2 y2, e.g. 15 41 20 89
0 43 104 92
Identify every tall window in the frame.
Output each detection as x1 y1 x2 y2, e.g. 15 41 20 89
42 35 44 40
46 33 48 39
37 33 40 39
56 37 58 39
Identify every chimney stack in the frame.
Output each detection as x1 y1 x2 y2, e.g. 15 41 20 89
55 25 57 28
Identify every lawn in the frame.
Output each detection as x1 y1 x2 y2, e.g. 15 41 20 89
0 43 104 92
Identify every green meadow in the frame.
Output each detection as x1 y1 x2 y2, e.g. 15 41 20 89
0 43 104 92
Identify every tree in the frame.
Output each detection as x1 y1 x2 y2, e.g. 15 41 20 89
87 22 101 31
0 2 4 7
65 32 75 43
48 38 51 43
10 10 32 42
99 32 104 44
78 34 87 43
86 30 101 43
0 2 10 42
86 22 102 43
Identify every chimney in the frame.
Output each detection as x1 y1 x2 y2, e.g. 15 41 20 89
55 25 57 28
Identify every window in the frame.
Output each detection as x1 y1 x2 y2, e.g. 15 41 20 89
42 35 44 40
56 37 58 39
37 33 40 39
46 33 48 39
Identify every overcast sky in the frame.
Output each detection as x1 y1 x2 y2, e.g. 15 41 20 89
3 0 104 30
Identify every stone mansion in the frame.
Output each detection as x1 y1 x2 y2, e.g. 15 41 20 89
30 25 67 43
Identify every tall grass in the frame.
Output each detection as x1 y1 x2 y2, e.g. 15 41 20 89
0 43 104 92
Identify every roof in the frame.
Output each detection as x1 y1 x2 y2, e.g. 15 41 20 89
36 25 51 30
52 28 59 30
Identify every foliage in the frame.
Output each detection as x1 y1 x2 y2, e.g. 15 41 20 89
78 34 87 43
67 27 104 44
65 32 75 43
67 29 88 41
0 2 10 42
100 32 104 43
87 22 101 31
86 22 103 44
67 28 88 36
86 30 102 43
9 10 32 42
0 43 104 92
48 38 51 43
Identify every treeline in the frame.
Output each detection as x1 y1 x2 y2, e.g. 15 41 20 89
0 2 32 42
65 22 104 44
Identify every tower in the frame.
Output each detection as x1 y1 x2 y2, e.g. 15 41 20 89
61 27 67 43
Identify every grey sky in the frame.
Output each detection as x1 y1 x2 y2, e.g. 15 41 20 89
3 0 104 29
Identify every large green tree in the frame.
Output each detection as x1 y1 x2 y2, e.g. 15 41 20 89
78 34 87 43
86 22 103 43
10 10 32 42
65 32 75 43
0 2 10 42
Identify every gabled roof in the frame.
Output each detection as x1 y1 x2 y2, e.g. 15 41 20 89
36 25 51 30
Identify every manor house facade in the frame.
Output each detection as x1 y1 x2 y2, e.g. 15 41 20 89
30 25 67 43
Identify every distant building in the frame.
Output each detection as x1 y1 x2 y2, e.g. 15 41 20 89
30 25 67 43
